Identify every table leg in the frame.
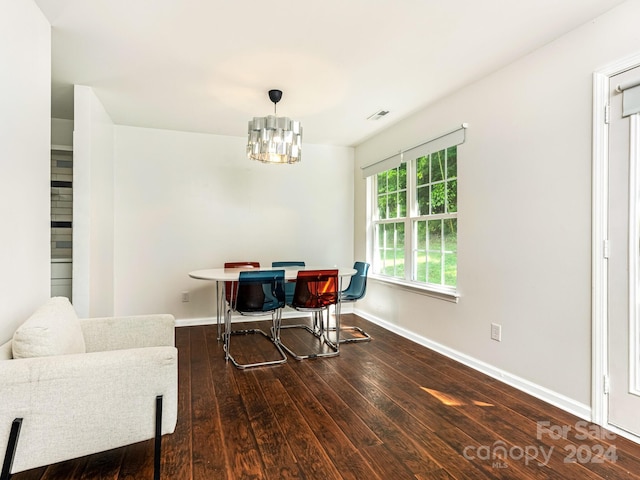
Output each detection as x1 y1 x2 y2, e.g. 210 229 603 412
216 281 222 341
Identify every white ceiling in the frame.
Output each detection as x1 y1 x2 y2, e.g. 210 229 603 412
35 0 626 147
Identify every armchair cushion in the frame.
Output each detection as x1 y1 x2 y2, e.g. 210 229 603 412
11 297 85 359
80 313 175 352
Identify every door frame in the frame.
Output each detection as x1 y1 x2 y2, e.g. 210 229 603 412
592 51 640 444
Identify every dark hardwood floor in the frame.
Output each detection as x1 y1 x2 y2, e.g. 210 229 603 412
12 314 640 479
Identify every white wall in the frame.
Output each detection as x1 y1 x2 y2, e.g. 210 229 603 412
73 86 115 318
354 0 640 412
0 1 50 342
113 126 354 318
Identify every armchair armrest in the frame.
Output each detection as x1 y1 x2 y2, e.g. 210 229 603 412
80 314 175 352
0 346 178 473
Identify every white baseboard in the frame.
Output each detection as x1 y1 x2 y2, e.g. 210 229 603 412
354 308 592 422
175 316 217 327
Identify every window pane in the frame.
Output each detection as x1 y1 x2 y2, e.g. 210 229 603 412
414 220 427 282
444 253 457 286
384 223 394 247
398 190 407 217
388 193 398 218
374 222 405 278
417 185 429 216
447 147 457 179
417 156 428 186
397 223 405 277
397 222 405 247
381 248 391 275
447 179 457 213
427 252 442 284
377 172 387 194
388 167 398 191
415 251 426 282
431 183 446 214
431 150 445 182
399 163 407 189
377 194 388 220
428 219 442 251
416 220 426 250
444 218 457 253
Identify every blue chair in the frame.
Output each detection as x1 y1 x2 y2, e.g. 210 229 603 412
271 261 305 305
219 261 260 340
224 269 287 369
336 261 371 343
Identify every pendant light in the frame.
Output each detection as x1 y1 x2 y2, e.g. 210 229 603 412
247 89 302 164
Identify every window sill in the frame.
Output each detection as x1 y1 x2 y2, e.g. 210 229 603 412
369 274 460 303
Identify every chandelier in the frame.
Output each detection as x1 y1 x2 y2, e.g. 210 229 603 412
247 89 302 164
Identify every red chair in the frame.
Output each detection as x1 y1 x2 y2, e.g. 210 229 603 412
278 269 340 360
224 261 260 303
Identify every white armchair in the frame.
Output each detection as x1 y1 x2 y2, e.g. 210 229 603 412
0 297 178 480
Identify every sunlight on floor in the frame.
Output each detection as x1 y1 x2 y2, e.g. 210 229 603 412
421 387 494 407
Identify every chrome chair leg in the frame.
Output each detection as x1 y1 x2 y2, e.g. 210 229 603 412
339 326 371 343
278 309 339 360
327 304 371 343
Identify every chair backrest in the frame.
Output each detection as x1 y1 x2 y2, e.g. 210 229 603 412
234 270 285 313
341 261 370 301
224 261 260 304
272 262 305 304
271 261 305 267
291 269 339 309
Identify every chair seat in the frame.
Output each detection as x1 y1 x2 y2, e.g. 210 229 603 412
340 293 362 302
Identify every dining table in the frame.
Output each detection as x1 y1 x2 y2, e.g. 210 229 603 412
188 265 357 341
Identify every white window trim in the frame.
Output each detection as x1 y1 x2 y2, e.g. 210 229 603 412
368 273 460 303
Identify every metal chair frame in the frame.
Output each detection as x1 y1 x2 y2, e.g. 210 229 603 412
279 269 341 360
224 269 287 369
330 261 371 343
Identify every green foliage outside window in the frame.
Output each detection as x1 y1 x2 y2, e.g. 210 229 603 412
373 146 457 288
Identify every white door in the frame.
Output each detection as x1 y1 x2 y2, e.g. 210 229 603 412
608 65 640 437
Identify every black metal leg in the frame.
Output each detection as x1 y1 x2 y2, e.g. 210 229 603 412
1 418 22 480
154 396 163 480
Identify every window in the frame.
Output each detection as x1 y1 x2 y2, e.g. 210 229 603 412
370 145 459 292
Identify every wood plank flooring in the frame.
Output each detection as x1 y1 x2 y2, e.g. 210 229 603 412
12 314 640 479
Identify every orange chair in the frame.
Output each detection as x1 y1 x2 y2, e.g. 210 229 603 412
278 269 340 359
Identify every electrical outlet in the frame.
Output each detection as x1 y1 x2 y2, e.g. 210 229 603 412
491 323 502 342
181 291 190 302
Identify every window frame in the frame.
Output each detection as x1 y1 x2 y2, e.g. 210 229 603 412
367 147 460 302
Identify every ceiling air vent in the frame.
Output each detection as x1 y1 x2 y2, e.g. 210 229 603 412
366 109 389 121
